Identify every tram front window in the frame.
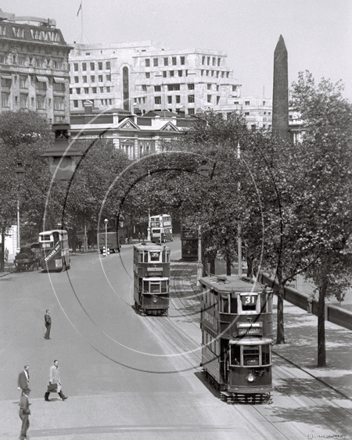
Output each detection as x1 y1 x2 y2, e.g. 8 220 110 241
243 346 259 366
262 344 271 365
230 293 237 313
161 280 168 293
150 251 160 262
150 283 160 294
230 344 240 366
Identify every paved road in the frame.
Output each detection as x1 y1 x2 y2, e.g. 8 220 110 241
0 239 351 439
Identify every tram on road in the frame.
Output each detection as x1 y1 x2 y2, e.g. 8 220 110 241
150 214 173 243
181 225 198 261
133 242 170 315
39 229 70 271
199 275 273 403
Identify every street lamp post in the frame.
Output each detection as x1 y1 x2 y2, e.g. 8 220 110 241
197 225 202 286
15 161 25 253
104 219 108 256
237 143 242 278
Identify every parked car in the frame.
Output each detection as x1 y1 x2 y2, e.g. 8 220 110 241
14 246 40 271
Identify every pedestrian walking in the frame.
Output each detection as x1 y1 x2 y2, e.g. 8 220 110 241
44 309 51 339
18 365 30 394
44 360 68 401
19 388 31 440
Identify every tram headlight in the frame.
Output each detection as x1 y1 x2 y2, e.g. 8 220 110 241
152 295 158 303
246 372 255 383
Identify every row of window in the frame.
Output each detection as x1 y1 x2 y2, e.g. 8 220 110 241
72 99 113 108
234 100 268 106
201 56 222 67
70 86 111 95
71 61 111 72
141 83 221 92
0 53 63 69
1 75 66 92
145 56 186 68
1 92 65 110
200 70 230 79
72 74 111 83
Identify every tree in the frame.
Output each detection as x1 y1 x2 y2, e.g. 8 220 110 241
290 71 352 365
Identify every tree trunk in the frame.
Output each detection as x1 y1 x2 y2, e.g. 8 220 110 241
0 227 5 271
209 254 216 275
317 282 327 367
246 255 253 278
276 266 285 344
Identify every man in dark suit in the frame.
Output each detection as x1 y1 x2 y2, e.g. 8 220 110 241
19 388 31 440
18 365 30 393
44 309 51 339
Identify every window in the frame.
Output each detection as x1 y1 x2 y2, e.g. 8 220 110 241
163 71 167 78
155 96 161 104
201 70 204 76
169 71 174 77
176 95 180 103
145 59 150 67
180 56 185 65
154 85 161 92
188 84 194 90
212 57 215 66
207 57 210 65
207 95 212 103
153 58 158 67
74 76 79 83
100 87 104 93
178 70 183 77
20 75 27 88
73 100 78 108
216 96 220 104
53 82 65 92
188 108 195 115
90 62 95 70
98 75 103 82
98 62 103 70
188 95 194 103
106 61 110 69
207 83 212 90
164 57 168 66
145 72 150 78
262 344 270 365
92 87 97 93
82 62 87 71
245 101 250 105
245 112 250 116
230 344 241 366
106 74 111 81
69 88 73 94
167 96 172 104
84 87 89 94
36 96 46 110
90 75 95 82
76 88 81 94
263 101 266 105
172 56 177 65
217 58 221 66
202 56 205 64
167 84 180 91
243 345 259 366
54 96 65 110
74 63 78 71
36 78 47 91
142 85 147 91
1 77 11 88
106 86 110 92
20 94 28 108
82 76 87 83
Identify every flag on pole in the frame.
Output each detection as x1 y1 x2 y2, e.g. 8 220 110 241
77 2 82 16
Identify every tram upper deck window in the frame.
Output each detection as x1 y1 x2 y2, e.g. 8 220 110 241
230 344 240 366
40 235 51 242
240 293 258 312
230 293 238 313
150 251 161 262
143 251 148 262
243 345 259 366
221 294 229 313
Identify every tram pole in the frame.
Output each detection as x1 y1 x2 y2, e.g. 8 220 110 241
197 224 202 286
237 143 242 278
104 218 108 257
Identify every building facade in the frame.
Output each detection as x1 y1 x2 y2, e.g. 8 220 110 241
0 9 71 123
68 41 242 116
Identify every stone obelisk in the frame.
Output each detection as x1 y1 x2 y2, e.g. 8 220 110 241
272 35 289 140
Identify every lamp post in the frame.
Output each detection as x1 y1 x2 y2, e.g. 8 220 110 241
15 160 25 252
197 225 202 286
104 219 108 256
237 143 242 278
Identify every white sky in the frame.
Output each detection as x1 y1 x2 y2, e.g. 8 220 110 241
1 0 352 100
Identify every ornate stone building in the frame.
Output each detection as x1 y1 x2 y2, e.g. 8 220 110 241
0 9 71 123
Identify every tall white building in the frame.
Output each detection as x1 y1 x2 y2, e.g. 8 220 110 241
68 41 242 115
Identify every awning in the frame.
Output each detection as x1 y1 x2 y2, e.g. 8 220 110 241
1 75 12 79
53 77 66 83
229 338 273 346
36 76 48 82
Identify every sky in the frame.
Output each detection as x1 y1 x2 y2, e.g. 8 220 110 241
1 0 352 101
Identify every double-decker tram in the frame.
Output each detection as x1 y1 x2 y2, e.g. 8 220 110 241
199 275 273 403
39 229 70 272
133 242 170 315
181 225 198 261
150 214 173 243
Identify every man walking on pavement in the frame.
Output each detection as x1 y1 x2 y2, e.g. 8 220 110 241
18 365 30 394
19 388 31 440
44 309 51 339
44 360 68 401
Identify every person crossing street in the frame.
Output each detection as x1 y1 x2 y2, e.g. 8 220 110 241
44 360 68 401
